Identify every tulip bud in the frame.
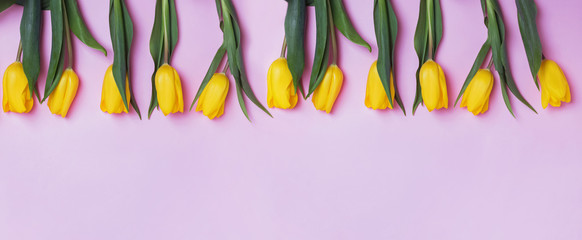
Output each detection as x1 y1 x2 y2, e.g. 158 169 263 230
155 64 184 116
196 73 229 119
2 62 34 113
365 60 395 110
461 69 494 115
419 60 448 112
101 65 131 114
312 64 343 113
47 68 79 117
267 58 298 109
538 59 571 108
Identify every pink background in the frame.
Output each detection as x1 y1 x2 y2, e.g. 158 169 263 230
1 0 581 239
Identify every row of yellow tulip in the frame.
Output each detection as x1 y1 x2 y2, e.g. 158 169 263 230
4 57 568 117
2 0 572 119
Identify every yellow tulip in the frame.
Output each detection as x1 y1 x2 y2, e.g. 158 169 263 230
267 58 298 109
2 62 33 113
196 73 229 120
538 59 571 108
155 64 183 116
365 60 395 110
420 60 448 112
101 65 131 114
460 69 494 115
47 68 79 117
312 64 343 113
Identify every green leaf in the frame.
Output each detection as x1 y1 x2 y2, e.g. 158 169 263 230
433 0 443 54
307 0 328 97
20 0 41 99
222 0 271 120
110 0 129 110
148 0 164 118
16 0 48 9
412 0 428 114
168 0 178 62
454 39 490 107
0 0 17 13
42 0 64 102
64 0 106 56
515 0 542 89
329 0 371 51
284 0 306 96
190 44 226 111
374 0 400 111
119 0 140 118
486 0 536 115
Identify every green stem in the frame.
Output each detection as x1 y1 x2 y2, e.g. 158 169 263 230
427 0 434 60
15 40 22 62
221 60 230 74
487 57 494 70
162 0 170 64
280 36 287 58
63 0 73 68
326 0 338 65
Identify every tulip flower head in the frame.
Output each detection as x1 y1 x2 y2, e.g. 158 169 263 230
47 68 79 117
267 58 298 109
2 61 33 113
365 61 395 110
155 64 184 116
538 59 571 108
460 69 494 115
419 60 448 112
312 64 343 113
101 65 131 114
196 73 229 120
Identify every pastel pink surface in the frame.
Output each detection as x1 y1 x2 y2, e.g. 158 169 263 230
1 0 581 239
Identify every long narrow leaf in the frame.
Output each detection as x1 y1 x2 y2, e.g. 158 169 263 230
307 0 328 97
64 0 106 55
284 0 306 96
43 0 64 102
515 0 542 89
412 0 428 114
455 40 490 106
329 0 371 51
20 0 41 98
190 44 226 111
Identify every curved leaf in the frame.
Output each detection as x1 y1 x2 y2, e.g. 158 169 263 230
307 0 328 97
329 0 371 51
148 0 163 118
20 0 41 98
454 40 490 107
43 0 64 102
515 0 542 89
412 0 428 114
110 0 129 110
284 0 306 96
190 44 226 111
64 0 106 56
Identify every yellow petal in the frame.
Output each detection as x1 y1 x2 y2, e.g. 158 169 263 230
48 69 79 117
155 64 183 116
100 65 131 114
312 64 343 113
3 62 33 113
365 60 395 110
538 59 571 108
438 63 448 109
420 60 447 112
196 73 229 120
462 69 494 116
267 58 298 109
